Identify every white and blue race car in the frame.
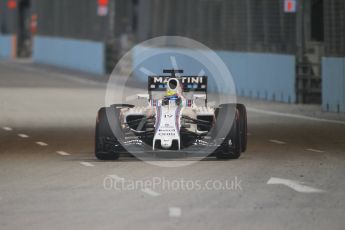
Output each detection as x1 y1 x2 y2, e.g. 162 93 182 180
95 69 247 160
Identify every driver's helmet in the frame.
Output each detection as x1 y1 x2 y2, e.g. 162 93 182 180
162 78 182 106
165 78 181 97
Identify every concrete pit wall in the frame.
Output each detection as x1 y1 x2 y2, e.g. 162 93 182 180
0 34 14 58
322 57 345 113
33 36 105 75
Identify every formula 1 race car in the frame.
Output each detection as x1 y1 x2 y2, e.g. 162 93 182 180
95 69 247 160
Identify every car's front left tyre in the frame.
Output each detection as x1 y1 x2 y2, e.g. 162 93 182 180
213 103 242 159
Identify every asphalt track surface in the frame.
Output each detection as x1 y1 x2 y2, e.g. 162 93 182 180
1 60 345 230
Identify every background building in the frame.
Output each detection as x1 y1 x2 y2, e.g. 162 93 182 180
0 0 344 111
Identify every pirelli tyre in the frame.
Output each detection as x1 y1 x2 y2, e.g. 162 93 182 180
95 104 133 160
213 103 242 159
236 103 247 152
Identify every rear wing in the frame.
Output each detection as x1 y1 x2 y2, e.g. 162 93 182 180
147 69 208 94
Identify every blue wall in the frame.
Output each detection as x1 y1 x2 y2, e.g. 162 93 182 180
218 51 295 103
0 34 12 58
33 36 105 75
132 45 296 103
322 57 345 112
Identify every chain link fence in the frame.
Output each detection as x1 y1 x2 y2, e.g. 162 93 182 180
32 0 108 41
32 0 136 42
1 0 344 56
137 0 297 54
324 0 345 56
0 0 17 34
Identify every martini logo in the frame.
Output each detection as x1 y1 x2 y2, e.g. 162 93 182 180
153 76 204 84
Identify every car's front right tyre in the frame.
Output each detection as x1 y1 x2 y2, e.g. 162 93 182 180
95 107 121 160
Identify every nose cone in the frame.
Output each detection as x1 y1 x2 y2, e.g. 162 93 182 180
161 139 172 149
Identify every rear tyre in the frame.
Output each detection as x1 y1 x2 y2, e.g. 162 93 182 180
95 106 127 160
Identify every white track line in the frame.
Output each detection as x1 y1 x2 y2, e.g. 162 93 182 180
267 177 325 193
80 162 94 167
141 188 160 197
247 107 345 125
36 141 48 146
18 134 29 138
306 148 324 153
56 151 71 156
2 126 12 131
269 139 286 144
169 207 182 217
